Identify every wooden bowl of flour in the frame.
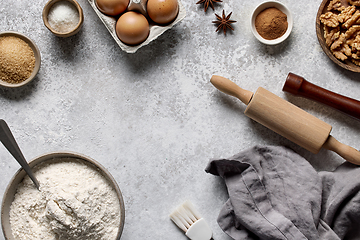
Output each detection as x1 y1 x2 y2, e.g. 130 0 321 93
1 152 125 240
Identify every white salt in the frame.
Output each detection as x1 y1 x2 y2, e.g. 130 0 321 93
48 1 79 33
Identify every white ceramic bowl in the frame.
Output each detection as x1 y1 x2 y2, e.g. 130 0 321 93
0 31 41 88
251 1 293 45
1 151 125 240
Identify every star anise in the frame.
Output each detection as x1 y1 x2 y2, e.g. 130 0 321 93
213 10 236 35
196 0 222 12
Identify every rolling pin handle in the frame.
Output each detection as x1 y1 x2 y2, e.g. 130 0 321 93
283 73 360 121
323 135 360 165
210 75 253 105
282 72 304 95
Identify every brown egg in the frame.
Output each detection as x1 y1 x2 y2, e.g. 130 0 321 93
95 0 129 16
116 11 150 45
147 0 179 25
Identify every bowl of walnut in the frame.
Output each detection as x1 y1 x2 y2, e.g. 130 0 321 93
316 0 360 72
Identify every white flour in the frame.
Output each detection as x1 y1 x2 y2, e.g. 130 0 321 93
9 159 121 240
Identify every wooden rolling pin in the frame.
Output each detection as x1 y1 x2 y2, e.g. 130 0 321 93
210 75 360 165
283 73 360 121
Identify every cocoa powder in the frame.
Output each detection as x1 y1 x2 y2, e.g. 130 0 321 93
255 7 288 40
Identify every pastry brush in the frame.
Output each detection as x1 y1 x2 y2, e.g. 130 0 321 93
170 201 213 240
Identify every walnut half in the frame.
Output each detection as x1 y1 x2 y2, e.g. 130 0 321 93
328 0 345 11
320 12 340 27
349 0 360 7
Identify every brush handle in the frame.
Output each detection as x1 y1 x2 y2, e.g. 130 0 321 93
283 73 360 121
186 218 213 240
323 135 360 165
210 75 253 105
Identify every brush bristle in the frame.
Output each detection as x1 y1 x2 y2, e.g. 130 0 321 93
170 201 202 232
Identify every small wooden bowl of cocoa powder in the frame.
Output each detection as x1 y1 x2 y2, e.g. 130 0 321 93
251 1 293 45
0 31 41 88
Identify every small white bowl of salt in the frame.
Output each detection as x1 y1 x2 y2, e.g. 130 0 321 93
42 0 84 37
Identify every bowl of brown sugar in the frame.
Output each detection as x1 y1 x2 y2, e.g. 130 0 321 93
251 1 293 45
0 31 41 88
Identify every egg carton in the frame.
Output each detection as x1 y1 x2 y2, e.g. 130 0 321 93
87 0 186 53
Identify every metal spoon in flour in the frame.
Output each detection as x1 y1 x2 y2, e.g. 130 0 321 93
0 119 40 190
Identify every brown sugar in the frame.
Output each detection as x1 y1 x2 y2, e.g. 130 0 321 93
0 36 36 84
255 7 288 40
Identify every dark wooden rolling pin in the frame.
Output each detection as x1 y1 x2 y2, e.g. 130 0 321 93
283 73 360 121
210 75 360 165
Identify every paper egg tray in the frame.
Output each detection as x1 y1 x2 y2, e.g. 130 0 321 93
87 0 186 53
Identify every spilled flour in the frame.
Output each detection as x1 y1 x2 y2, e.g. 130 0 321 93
9 158 121 240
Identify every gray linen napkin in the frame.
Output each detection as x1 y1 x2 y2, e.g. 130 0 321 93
205 145 360 240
